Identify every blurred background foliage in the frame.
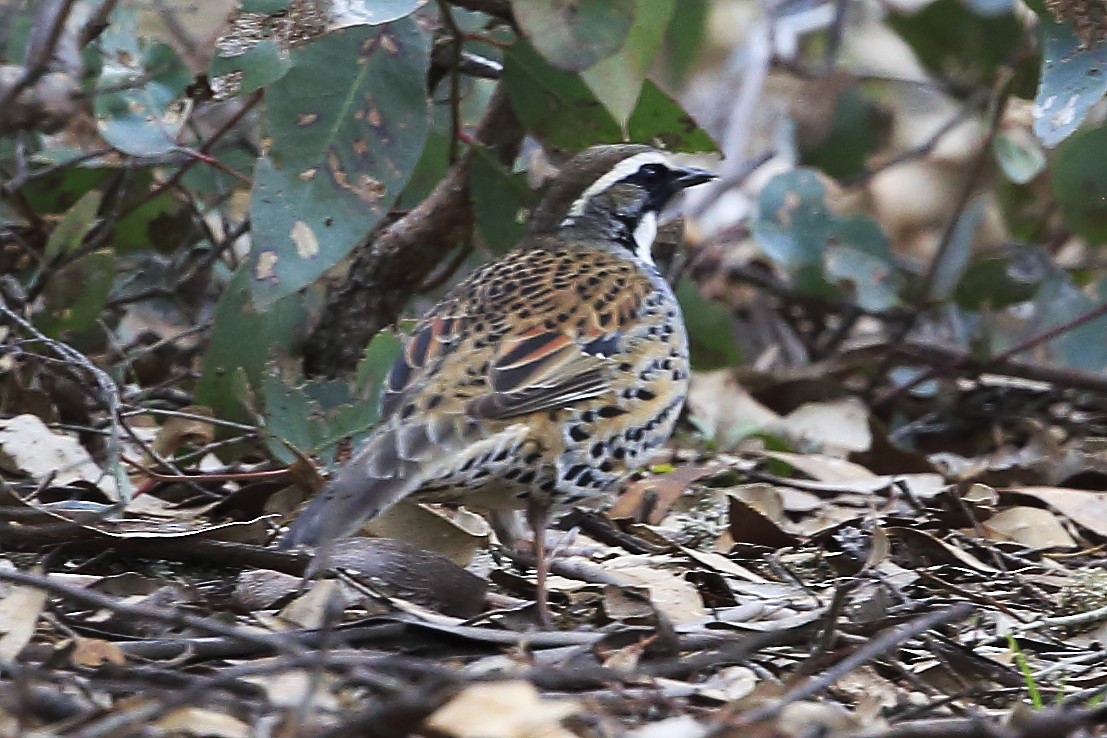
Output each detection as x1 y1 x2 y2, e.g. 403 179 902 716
2 0 1107 472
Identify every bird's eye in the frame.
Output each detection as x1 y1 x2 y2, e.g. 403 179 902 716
637 164 665 184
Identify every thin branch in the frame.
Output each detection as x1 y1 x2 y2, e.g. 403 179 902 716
0 0 77 112
0 293 128 502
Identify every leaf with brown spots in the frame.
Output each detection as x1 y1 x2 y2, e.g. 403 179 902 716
248 19 430 306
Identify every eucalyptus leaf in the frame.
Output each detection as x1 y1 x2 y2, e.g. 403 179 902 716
1051 125 1107 242
513 0 635 72
262 330 401 465
502 40 622 149
43 191 101 261
928 197 986 303
470 147 540 254
95 11 190 156
248 20 431 307
35 251 114 339
626 80 718 153
582 0 675 125
752 168 898 308
993 130 1047 184
1033 19 1107 147
196 266 310 421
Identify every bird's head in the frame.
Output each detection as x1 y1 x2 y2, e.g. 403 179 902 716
529 145 716 266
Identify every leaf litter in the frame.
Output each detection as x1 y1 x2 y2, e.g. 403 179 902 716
5 307 1107 737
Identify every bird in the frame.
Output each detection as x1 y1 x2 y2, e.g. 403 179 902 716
280 144 715 625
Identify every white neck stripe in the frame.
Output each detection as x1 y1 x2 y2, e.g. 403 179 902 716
633 211 658 265
566 151 672 218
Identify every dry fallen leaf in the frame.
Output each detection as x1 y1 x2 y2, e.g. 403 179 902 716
424 681 581 738
983 506 1077 549
0 413 118 498
610 464 721 523
155 706 250 738
70 636 127 667
363 499 490 566
151 405 215 457
601 555 708 624
0 579 47 661
1000 486 1107 538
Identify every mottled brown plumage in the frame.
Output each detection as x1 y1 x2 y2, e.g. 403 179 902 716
281 145 714 621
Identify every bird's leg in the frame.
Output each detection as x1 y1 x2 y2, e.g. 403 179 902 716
526 497 552 629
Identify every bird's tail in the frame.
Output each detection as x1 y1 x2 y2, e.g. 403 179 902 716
279 419 534 549
278 425 423 548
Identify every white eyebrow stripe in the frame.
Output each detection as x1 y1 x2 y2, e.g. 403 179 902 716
566 151 672 218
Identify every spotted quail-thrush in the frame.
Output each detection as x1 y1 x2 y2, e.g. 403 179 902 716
281 144 715 623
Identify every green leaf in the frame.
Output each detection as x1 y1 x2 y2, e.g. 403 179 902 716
1033 19 1107 147
993 129 1046 183
887 0 1021 91
513 0 634 71
209 1 293 97
95 11 191 156
953 255 1041 310
196 266 311 421
261 331 401 465
43 191 101 262
677 281 743 370
751 169 832 271
210 39 291 98
752 168 899 309
626 80 718 153
330 0 426 27
662 0 709 86
35 251 114 339
800 86 888 181
582 0 675 124
470 146 540 254
503 40 622 149
1031 272 1107 372
1051 124 1107 242
248 20 431 306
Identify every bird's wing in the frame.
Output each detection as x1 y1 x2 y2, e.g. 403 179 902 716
464 247 655 421
379 245 655 424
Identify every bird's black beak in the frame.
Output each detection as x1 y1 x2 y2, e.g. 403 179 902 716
674 166 716 189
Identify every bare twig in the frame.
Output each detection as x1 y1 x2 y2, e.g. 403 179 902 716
0 293 128 501
0 0 76 108
732 603 976 727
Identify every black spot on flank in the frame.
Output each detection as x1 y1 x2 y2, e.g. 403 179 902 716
597 405 627 419
577 470 595 487
409 326 433 367
590 442 605 458
427 394 443 410
569 425 590 442
565 464 586 481
599 461 614 472
637 388 657 401
401 403 416 419
518 470 536 484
